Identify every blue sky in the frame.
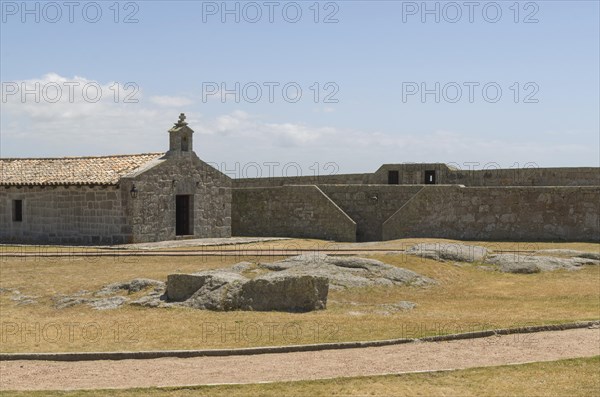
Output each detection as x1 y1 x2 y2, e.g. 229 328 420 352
1 0 599 176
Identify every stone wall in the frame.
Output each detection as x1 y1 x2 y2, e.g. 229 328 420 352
232 186 356 242
122 152 232 243
373 165 600 186
382 186 600 241
443 167 600 186
233 173 372 188
318 185 424 241
0 185 130 244
234 164 600 187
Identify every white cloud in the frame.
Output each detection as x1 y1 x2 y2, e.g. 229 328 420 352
1 73 173 156
1 73 596 171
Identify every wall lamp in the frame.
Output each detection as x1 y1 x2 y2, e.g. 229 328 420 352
130 185 139 199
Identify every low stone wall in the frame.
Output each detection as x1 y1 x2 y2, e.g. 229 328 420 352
232 186 356 242
382 186 600 241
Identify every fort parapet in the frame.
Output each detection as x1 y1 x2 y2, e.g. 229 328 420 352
232 164 600 242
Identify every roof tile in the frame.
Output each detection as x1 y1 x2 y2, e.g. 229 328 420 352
0 153 165 186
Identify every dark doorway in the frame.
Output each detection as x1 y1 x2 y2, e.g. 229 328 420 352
12 200 23 222
424 170 436 184
176 195 193 236
388 170 399 185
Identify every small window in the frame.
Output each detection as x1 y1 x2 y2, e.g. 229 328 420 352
388 170 399 185
424 170 436 184
181 136 189 151
12 200 23 222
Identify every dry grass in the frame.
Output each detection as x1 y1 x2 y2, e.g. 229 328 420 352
7 356 600 397
212 237 600 253
0 239 598 353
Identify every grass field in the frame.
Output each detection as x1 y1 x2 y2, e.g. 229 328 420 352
1 238 598 353
7 356 600 397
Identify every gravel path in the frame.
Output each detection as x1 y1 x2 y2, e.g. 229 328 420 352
1 328 598 391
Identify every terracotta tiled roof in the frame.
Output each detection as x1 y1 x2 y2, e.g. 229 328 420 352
0 153 165 186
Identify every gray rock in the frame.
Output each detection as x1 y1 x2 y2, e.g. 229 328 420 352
377 300 418 312
88 296 128 310
258 254 433 289
166 253 434 311
485 254 599 272
130 292 165 308
406 243 488 263
185 272 247 311
389 301 418 310
55 279 164 310
96 278 165 296
54 296 89 309
239 274 328 312
10 292 38 305
578 252 600 261
498 262 541 274
171 270 328 312
228 261 254 273
535 249 600 261
167 272 246 303
55 254 431 313
53 295 129 310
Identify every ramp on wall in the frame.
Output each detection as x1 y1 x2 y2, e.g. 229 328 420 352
232 185 356 242
232 185 599 243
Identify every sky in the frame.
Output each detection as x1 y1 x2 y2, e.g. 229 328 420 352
1 0 599 178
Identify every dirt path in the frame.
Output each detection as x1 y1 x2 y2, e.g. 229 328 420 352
1 328 598 391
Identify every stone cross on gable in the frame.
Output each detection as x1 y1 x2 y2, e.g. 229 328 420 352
176 113 188 126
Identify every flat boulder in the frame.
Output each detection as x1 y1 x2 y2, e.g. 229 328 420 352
406 243 488 263
497 262 541 274
485 254 599 272
535 249 600 261
258 253 433 289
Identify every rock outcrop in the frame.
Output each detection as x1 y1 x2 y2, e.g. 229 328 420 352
485 254 599 273
406 243 488 263
164 254 431 311
257 253 434 289
166 270 328 312
52 255 432 312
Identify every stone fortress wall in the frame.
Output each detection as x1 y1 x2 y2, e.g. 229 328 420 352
233 164 600 188
232 185 356 242
232 164 600 242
